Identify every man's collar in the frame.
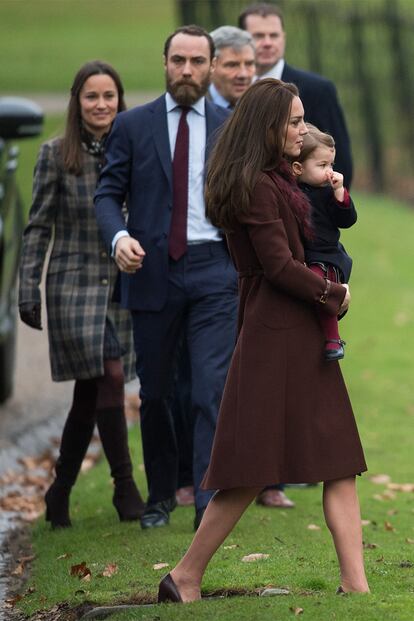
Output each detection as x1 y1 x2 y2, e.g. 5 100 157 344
165 91 206 116
208 83 232 109
254 58 285 81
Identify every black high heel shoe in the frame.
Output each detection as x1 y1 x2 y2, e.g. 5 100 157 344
158 573 183 603
45 482 72 529
113 478 145 521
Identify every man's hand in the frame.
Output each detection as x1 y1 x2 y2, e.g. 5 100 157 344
115 236 146 273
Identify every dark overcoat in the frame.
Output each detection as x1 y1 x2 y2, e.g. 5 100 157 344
18 138 135 382
202 170 367 489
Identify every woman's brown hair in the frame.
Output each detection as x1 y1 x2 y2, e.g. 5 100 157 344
206 78 298 231
61 60 126 174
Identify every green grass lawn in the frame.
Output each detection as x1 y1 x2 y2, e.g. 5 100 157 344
0 0 175 92
13 189 414 620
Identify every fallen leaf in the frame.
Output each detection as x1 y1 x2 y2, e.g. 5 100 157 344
290 606 304 615
370 474 391 485
70 562 91 579
19 555 35 563
361 519 371 526
10 554 35 576
5 594 23 607
102 563 118 577
307 524 321 531
394 311 409 326
11 562 24 576
80 455 99 473
18 456 43 470
376 556 384 563
241 553 270 562
388 483 414 493
373 492 396 501
153 562 169 571
21 473 49 488
387 509 398 516
406 538 414 544
260 587 290 596
81 573 92 582
363 542 378 549
57 553 71 560
223 544 238 550
384 521 395 532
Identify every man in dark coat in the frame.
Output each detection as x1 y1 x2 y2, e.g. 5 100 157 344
94 26 238 531
239 2 353 188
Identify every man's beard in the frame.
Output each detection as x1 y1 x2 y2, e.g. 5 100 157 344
166 74 210 106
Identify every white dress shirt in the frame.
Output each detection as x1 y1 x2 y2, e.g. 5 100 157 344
165 92 220 244
208 83 232 109
254 58 285 81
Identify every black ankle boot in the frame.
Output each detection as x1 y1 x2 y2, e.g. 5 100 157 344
113 478 145 521
45 481 72 529
96 406 145 522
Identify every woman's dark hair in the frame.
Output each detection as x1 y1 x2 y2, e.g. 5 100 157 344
206 78 298 231
61 60 126 174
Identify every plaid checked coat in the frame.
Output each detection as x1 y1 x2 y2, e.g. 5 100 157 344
18 138 135 382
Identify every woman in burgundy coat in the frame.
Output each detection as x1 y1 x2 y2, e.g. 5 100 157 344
158 79 369 602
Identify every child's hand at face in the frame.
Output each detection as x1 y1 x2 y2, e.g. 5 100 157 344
329 171 344 190
327 171 345 201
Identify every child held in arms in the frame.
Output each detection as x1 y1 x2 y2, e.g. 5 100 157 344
292 123 357 361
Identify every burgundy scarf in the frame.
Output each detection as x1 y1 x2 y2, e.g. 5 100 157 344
267 159 314 240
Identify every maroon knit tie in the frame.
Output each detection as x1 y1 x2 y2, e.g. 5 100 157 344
169 106 190 261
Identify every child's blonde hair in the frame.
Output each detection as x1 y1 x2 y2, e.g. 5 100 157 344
298 123 335 163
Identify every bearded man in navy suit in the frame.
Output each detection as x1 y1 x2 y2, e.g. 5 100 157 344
94 25 238 531
239 2 353 188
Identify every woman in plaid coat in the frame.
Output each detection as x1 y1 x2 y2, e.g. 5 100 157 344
18 61 144 528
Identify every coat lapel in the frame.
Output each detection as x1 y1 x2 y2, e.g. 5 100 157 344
151 96 172 189
205 100 229 163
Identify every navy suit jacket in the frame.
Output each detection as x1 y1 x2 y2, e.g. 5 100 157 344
94 95 230 312
282 63 353 188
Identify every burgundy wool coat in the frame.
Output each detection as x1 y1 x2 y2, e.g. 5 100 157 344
202 170 367 489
